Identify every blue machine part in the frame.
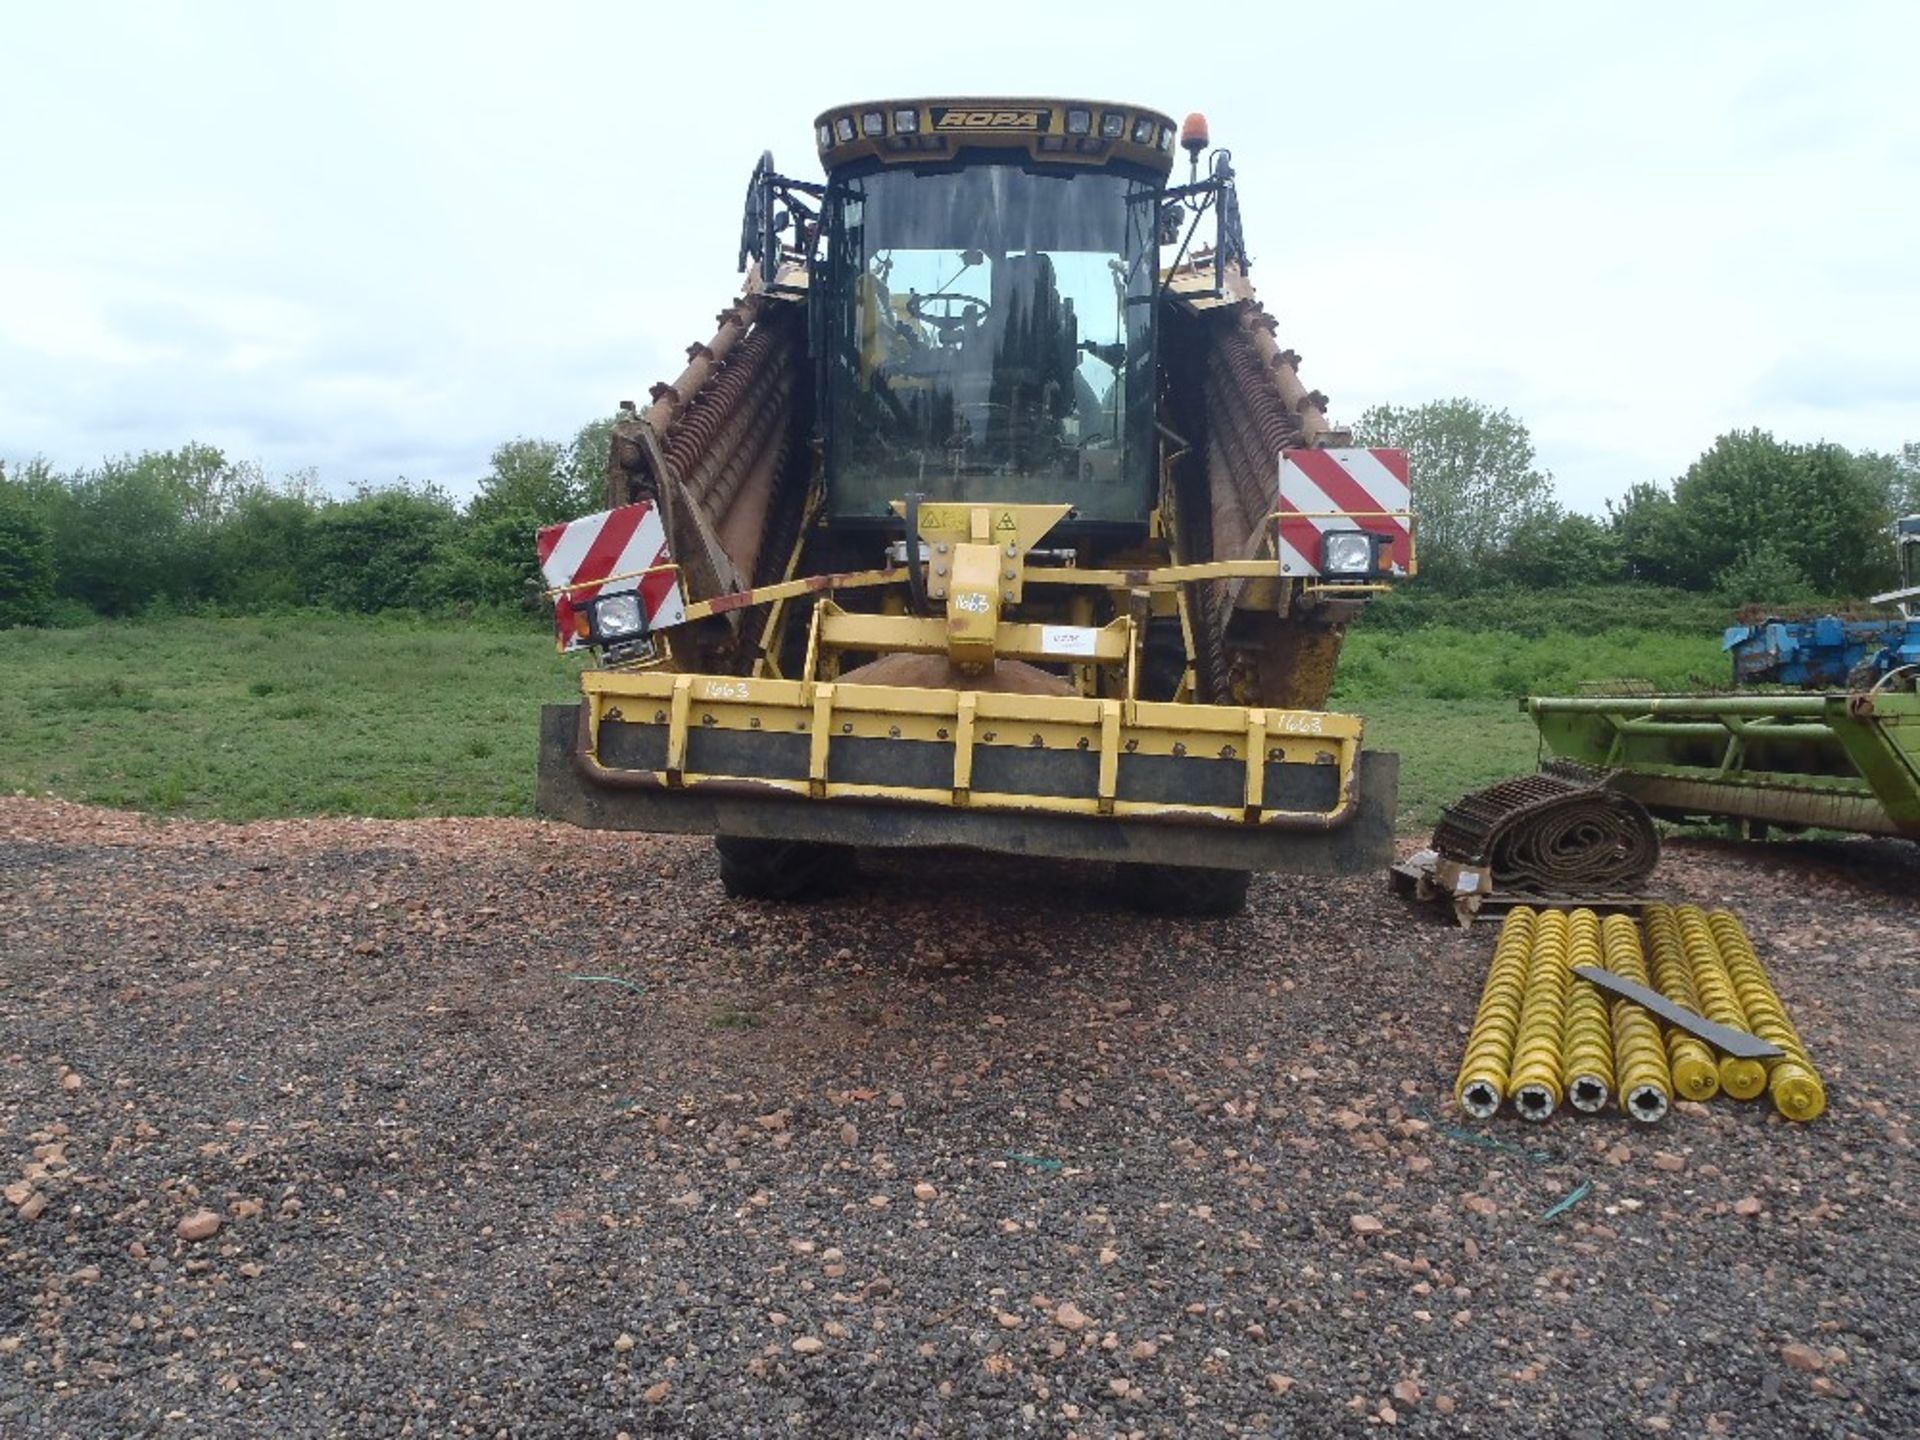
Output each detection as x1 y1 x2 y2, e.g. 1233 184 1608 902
1725 615 1920 688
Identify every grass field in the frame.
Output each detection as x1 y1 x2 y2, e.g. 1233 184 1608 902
0 614 582 819
0 612 1727 830
1331 622 1727 823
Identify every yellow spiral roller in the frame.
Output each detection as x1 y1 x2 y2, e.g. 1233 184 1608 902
1508 907 1573 1122
1642 903 1721 1101
1707 909 1827 1121
1454 907 1538 1119
1600 912 1671 1123
1560 909 1615 1113
1674 906 1768 1100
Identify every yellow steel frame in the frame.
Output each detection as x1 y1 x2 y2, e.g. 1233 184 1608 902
750 481 829 680
560 484 1394 828
676 556 1323 628
577 668 1362 828
806 604 1135 678
546 498 1413 652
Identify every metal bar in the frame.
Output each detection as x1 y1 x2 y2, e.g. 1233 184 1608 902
953 693 976 804
801 597 825 684
1301 582 1394 596
1724 717 1843 740
580 667 1366 738
1244 709 1267 819
1618 775 1904 837
751 480 827 681
1023 560 1289 587
903 492 927 614
665 674 693 784
808 685 834 798
544 562 684 600
580 766 1358 830
689 568 898 623
1606 719 1842 742
1604 723 1626 768
1531 696 1831 718
814 611 1133 667
686 558 1312 623
1615 765 1877 795
1572 966 1783 1060
1097 700 1120 816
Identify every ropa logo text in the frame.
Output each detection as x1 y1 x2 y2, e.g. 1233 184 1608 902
932 108 1049 132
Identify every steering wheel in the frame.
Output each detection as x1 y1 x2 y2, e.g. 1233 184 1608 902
907 291 992 343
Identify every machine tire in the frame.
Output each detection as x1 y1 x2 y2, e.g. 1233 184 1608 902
1116 862 1251 918
714 836 857 902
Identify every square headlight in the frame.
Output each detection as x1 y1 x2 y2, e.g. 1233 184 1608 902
1320 530 1379 576
591 592 646 641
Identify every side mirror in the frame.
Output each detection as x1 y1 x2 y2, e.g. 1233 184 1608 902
1157 202 1183 247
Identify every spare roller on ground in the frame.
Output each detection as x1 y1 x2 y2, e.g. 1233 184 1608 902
1452 904 1824 1125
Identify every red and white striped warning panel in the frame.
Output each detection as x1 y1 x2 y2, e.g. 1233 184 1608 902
1275 448 1414 578
535 501 685 651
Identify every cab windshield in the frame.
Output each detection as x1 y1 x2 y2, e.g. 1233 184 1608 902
824 164 1158 525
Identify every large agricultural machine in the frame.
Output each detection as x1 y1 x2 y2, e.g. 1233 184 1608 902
1527 690 1919 843
534 98 1415 914
1401 680 1918 923
1722 514 1920 689
1407 526 1920 918
1529 517 1920 845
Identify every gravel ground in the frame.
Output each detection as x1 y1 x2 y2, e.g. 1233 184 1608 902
2 797 1915 1438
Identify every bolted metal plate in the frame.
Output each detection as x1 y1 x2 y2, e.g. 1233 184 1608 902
537 704 1397 875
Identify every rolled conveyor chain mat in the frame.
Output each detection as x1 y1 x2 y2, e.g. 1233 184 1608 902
1433 767 1660 894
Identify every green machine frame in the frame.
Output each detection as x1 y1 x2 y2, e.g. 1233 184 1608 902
1529 690 1920 840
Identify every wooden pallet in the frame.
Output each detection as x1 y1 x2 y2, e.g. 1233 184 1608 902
1390 850 1655 927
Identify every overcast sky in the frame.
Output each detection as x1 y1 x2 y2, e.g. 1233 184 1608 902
3 1 1915 514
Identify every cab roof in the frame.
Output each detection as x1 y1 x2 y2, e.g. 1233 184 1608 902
813 98 1177 177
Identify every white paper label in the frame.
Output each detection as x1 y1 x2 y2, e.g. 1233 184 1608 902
1042 625 1099 657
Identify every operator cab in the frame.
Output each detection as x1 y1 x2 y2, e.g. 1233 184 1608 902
808 100 1177 535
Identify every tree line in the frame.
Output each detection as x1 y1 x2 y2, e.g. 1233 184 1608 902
2 403 1915 631
0 423 612 629
1356 400 1917 602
